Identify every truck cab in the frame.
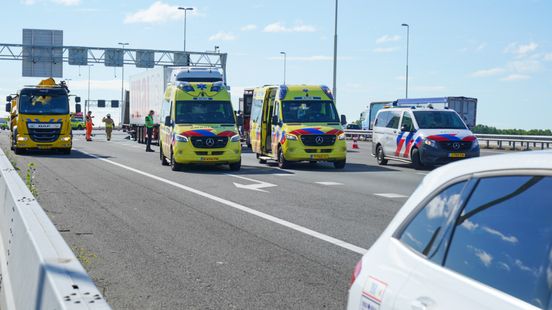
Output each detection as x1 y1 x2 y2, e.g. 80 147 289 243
250 85 347 169
158 81 241 171
6 78 79 155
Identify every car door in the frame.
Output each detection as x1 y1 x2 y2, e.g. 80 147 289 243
383 110 401 157
396 111 415 158
393 174 552 310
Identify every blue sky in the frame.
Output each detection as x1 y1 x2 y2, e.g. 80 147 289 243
1 0 551 129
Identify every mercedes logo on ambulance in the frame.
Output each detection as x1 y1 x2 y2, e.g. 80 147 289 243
452 142 461 150
205 138 215 147
315 136 324 145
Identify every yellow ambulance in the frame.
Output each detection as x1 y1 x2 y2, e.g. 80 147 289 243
158 81 242 171
250 85 347 169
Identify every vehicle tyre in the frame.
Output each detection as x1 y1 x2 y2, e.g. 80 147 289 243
376 145 388 165
229 161 241 171
77 125 83 130
160 143 169 166
411 148 424 170
278 147 290 169
256 153 267 164
60 148 71 155
333 160 346 169
170 148 182 171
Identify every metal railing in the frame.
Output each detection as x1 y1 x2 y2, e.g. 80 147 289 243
343 129 552 150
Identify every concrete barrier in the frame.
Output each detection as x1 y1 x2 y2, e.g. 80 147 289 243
0 148 110 309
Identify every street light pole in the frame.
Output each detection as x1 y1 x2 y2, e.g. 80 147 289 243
332 0 339 102
87 64 93 114
178 7 194 52
280 51 287 85
402 23 410 98
118 42 129 114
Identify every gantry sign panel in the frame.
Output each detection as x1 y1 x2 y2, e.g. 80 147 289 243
22 29 63 77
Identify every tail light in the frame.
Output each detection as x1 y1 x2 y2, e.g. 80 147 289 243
349 259 363 288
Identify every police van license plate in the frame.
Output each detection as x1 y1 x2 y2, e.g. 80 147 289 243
200 157 219 161
311 154 329 159
449 153 466 158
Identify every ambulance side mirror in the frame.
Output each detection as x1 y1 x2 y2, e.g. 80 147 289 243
75 96 81 103
164 116 172 127
5 103 10 113
340 115 347 126
6 96 12 102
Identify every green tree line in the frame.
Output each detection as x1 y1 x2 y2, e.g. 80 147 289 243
473 124 552 136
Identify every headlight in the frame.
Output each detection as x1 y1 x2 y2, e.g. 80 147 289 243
61 136 71 142
17 136 28 142
424 138 436 147
175 134 189 142
230 134 241 142
471 139 479 149
286 134 298 140
337 133 346 140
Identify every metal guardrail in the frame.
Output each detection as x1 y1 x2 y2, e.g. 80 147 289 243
343 130 552 150
0 148 110 309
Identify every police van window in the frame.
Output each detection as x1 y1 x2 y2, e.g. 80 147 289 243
386 111 401 129
375 111 390 128
413 111 467 130
399 181 468 257
400 112 414 131
445 176 552 309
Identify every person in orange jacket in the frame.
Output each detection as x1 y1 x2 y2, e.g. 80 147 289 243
85 111 94 141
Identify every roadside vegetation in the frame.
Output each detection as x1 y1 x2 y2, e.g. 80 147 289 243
473 124 552 136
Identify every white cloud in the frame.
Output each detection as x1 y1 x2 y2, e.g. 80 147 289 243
21 0 37 4
240 24 257 31
504 42 538 56
545 53 552 61
373 47 399 53
501 74 530 81
376 34 401 44
482 226 518 244
208 32 237 41
475 249 493 267
461 219 479 231
124 2 197 25
471 67 505 77
263 22 316 33
52 0 80 5
508 59 541 73
475 43 486 51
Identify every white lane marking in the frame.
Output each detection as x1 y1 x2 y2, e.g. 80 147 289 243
315 182 343 186
415 172 428 176
374 193 408 199
226 174 277 192
77 149 368 255
274 173 295 177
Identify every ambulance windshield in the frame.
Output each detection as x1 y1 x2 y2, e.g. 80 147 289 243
175 101 235 124
281 100 339 123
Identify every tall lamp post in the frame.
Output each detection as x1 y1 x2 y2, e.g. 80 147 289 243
87 64 93 114
118 42 129 114
280 51 287 85
178 7 194 52
401 23 410 98
332 0 339 102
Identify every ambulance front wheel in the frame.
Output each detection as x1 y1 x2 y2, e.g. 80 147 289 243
170 148 182 171
278 147 290 169
333 160 346 169
229 161 241 171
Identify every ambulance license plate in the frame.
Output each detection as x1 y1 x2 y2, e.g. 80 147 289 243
200 157 219 161
38 145 51 149
311 154 329 159
449 153 466 158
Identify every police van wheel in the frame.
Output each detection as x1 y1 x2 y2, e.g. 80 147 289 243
278 147 290 169
160 144 169 166
376 145 388 165
333 160 346 169
229 161 241 171
170 149 182 171
411 148 424 170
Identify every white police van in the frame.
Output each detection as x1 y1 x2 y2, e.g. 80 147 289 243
372 107 480 169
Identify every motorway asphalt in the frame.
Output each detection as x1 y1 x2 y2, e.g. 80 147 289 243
0 131 505 309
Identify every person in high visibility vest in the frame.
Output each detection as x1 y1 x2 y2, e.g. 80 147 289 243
85 111 94 141
102 114 114 141
145 110 155 152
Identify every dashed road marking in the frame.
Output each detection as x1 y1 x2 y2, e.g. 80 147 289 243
77 149 368 255
315 182 343 186
274 173 295 176
374 193 408 199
